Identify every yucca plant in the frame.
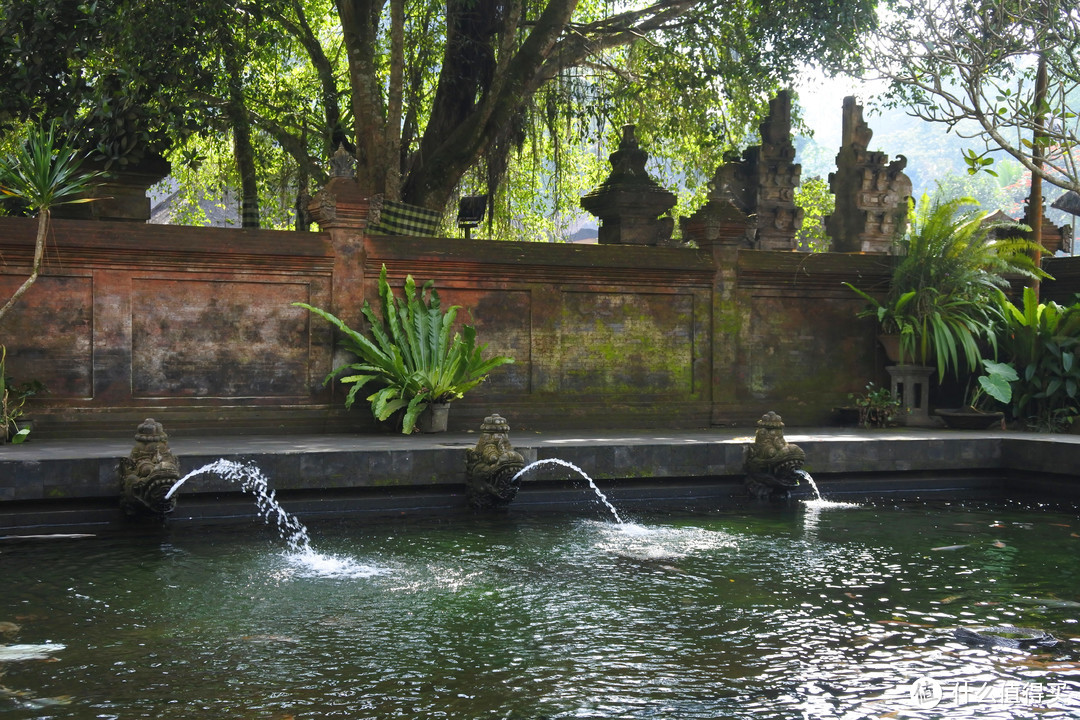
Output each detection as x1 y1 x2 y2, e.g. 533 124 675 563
847 194 1049 380
0 121 101 323
295 265 514 433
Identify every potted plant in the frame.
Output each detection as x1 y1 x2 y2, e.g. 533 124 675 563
295 265 514 433
845 194 1047 381
848 382 903 428
936 359 1016 429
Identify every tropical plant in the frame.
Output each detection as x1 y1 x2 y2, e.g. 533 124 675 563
295 265 514 433
848 382 902 428
993 287 1080 431
845 194 1048 380
0 121 101 323
0 345 43 443
962 359 1018 412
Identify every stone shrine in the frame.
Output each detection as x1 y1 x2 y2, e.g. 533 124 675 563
580 124 677 245
827 96 912 253
704 91 803 250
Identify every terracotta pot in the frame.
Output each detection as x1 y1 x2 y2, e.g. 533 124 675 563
417 402 450 433
877 334 903 363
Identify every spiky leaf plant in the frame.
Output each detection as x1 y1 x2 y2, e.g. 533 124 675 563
295 265 514 433
847 194 1049 379
0 121 101 323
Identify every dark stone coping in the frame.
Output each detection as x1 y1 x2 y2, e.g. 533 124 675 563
1 427 1077 531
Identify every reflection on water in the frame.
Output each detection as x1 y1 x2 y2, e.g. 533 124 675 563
1 500 1079 718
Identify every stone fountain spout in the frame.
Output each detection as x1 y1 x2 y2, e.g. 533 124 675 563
744 411 805 500
465 414 525 511
119 418 180 518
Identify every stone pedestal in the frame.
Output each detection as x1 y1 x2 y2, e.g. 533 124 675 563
887 364 936 427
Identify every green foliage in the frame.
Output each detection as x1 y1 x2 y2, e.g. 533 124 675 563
0 346 43 443
793 176 834 252
993 287 1080 432
0 120 100 213
0 0 222 169
848 382 902 428
965 359 1018 411
846 194 1048 380
0 120 101 323
295 265 514 433
869 0 1080 194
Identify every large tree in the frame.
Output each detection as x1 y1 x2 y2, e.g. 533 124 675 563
3 0 878 222
862 0 1080 194
0 0 223 170
335 0 879 211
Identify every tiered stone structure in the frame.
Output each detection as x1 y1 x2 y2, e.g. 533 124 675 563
827 96 912 253
1023 198 1068 255
703 91 803 250
580 124 677 246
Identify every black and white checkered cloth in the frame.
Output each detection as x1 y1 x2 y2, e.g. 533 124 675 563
369 200 441 236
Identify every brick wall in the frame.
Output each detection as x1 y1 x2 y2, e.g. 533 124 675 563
0 191 888 437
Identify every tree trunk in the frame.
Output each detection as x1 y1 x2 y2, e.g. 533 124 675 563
338 0 388 196
384 0 405 200
223 28 259 228
0 209 48 324
1028 52 1048 301
399 0 579 210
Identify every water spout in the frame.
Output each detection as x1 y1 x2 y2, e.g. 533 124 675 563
511 458 623 523
795 468 859 510
165 459 311 554
794 469 820 500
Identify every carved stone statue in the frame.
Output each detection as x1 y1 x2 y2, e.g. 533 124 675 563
119 418 181 518
465 414 526 510
744 411 806 500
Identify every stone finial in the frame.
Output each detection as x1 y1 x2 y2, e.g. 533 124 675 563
329 143 356 178
580 125 677 246
697 91 802 250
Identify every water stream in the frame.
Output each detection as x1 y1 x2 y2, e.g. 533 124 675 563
795 468 859 509
164 459 378 577
511 457 624 523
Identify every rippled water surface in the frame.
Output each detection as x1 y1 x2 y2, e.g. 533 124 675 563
2 498 1079 718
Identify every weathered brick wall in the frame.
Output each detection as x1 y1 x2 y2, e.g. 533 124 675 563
0 217 339 436
0 203 888 436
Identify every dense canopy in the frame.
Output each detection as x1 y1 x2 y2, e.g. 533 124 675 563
1 0 879 231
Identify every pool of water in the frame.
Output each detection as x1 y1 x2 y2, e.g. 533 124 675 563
2 498 1079 719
